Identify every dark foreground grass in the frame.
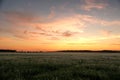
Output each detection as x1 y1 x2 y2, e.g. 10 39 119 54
0 52 120 80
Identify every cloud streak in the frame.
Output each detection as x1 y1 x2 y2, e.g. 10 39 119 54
1 11 39 25
67 42 96 46
81 0 108 11
100 30 112 36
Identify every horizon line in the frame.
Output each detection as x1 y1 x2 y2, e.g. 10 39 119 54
0 49 120 53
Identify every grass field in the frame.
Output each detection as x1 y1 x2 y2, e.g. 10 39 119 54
0 52 120 80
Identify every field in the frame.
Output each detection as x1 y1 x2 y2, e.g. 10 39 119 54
0 52 120 80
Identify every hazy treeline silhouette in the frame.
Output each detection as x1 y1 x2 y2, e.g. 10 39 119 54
0 49 120 53
0 49 43 53
57 50 120 53
0 49 16 52
18 51 43 53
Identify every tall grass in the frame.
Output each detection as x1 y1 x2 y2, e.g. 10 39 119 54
0 52 120 80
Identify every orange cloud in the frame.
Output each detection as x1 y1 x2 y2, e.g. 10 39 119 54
100 30 112 36
67 42 95 45
62 31 76 37
81 0 108 11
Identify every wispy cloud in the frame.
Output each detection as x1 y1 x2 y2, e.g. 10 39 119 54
48 6 55 19
29 31 52 36
62 31 78 37
101 21 120 27
81 0 108 11
14 30 42 40
100 30 112 36
1 11 39 25
67 42 95 45
35 25 47 32
74 14 120 27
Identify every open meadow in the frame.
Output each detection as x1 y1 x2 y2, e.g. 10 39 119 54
0 52 120 80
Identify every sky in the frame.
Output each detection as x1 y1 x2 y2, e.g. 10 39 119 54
0 0 120 51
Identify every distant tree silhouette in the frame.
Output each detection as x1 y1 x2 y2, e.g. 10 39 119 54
0 49 16 52
57 50 120 53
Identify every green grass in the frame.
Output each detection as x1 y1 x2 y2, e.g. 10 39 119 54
0 52 120 80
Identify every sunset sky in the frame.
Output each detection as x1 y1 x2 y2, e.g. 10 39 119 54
0 0 120 51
